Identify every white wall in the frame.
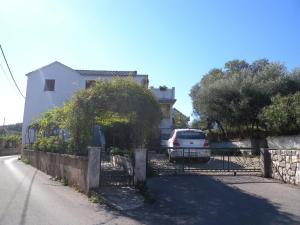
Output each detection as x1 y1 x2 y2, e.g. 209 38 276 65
82 75 147 86
22 62 83 144
151 87 176 134
150 87 175 100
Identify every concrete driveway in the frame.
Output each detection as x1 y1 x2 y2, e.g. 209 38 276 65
125 175 300 225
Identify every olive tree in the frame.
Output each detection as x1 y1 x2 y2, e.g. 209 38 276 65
190 59 300 139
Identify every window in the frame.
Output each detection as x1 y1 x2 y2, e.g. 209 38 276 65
176 131 206 139
86 80 96 89
44 79 55 91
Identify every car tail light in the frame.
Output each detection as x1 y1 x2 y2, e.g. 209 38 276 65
173 138 180 146
203 139 209 147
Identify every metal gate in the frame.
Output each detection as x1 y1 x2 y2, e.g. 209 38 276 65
99 150 134 186
147 147 261 176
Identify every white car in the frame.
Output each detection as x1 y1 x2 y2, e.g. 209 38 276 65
167 129 210 162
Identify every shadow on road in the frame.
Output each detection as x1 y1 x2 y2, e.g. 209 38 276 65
19 170 37 225
122 176 300 225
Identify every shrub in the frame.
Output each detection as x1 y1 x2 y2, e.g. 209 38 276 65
32 136 67 153
108 146 132 157
0 134 21 148
260 92 300 135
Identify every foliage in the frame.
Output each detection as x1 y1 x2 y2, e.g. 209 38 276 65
65 77 161 151
108 146 132 157
32 136 67 153
172 108 189 129
29 107 67 139
0 134 21 148
260 92 300 135
190 59 300 139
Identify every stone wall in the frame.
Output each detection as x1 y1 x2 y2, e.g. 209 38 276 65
269 150 300 185
0 146 21 156
23 149 89 193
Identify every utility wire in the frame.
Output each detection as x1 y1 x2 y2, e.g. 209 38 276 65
0 44 25 98
0 61 17 92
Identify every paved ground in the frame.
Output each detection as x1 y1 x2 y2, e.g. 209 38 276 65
0 155 140 225
1 155 300 225
124 175 300 225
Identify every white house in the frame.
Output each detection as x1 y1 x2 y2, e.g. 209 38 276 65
22 61 175 145
150 87 176 136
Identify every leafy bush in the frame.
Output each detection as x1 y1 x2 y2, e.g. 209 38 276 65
32 136 67 153
260 92 300 135
108 146 132 157
65 77 161 151
0 134 21 148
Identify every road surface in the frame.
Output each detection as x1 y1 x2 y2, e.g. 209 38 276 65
1 155 300 225
125 175 300 225
0 155 139 225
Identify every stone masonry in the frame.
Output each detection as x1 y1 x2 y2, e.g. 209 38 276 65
269 150 300 185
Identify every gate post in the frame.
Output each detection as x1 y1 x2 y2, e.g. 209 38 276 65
260 148 271 178
86 147 101 194
134 148 147 185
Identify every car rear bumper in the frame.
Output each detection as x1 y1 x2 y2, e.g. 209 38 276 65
169 149 211 158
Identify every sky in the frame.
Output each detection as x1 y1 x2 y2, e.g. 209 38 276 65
0 0 300 125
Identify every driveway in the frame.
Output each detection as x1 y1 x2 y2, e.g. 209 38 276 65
125 175 300 225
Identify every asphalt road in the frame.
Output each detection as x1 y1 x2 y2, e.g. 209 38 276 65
0 155 140 225
125 175 300 225
1 155 300 225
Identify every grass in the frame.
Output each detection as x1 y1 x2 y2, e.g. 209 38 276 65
89 191 105 204
20 156 29 164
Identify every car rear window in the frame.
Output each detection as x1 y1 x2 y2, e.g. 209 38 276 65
176 131 206 139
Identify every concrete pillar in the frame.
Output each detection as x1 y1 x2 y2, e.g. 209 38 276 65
134 148 147 185
260 148 271 178
86 147 101 194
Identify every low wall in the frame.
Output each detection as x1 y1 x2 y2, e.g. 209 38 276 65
268 149 300 185
23 149 89 193
210 139 251 148
210 139 267 154
0 146 21 156
267 135 300 149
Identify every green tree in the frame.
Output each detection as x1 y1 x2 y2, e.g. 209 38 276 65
65 77 161 152
260 92 300 135
190 59 300 139
172 108 189 129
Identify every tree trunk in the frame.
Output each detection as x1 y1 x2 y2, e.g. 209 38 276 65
216 120 227 140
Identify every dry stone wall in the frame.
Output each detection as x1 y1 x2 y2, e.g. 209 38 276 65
269 150 300 185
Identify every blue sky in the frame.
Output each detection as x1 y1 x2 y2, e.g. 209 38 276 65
0 0 300 124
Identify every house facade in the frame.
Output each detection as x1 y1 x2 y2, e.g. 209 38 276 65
22 61 175 144
150 87 176 137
